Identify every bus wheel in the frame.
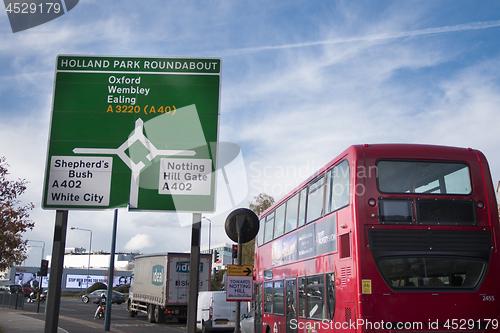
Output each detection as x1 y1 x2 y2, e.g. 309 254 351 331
147 304 156 323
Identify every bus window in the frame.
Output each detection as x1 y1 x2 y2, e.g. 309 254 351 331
264 281 274 314
326 273 335 320
307 275 325 320
264 212 275 244
377 257 485 289
284 193 299 234
298 277 306 318
326 160 350 213
377 161 471 195
298 188 307 228
306 176 325 224
274 204 286 239
257 218 265 246
273 280 284 315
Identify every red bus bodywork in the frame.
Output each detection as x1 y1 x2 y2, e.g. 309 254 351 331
254 144 500 333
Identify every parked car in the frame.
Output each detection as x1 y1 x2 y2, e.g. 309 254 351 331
240 309 254 333
196 291 248 332
0 285 23 294
81 289 126 304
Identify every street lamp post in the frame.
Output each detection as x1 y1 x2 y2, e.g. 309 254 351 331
202 217 215 280
202 217 212 255
70 227 92 292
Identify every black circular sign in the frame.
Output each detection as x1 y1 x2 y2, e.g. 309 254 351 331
224 208 259 243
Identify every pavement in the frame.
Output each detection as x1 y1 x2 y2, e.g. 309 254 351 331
0 305 65 333
0 305 122 333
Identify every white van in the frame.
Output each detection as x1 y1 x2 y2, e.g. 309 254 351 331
197 291 248 332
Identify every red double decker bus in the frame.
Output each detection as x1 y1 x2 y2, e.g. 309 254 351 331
253 144 499 333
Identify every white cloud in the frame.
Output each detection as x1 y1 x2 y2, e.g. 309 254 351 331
124 234 155 252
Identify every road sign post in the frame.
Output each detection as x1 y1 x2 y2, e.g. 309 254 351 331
43 55 221 212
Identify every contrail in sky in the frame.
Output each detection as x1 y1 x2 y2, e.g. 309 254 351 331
223 20 500 56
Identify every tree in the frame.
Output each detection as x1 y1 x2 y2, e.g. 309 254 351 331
211 269 226 291
249 193 275 216
0 156 35 270
241 193 275 266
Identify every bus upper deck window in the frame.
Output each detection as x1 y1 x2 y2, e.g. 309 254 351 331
377 161 471 195
257 218 265 246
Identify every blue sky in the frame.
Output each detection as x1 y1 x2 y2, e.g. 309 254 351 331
1 1 500 266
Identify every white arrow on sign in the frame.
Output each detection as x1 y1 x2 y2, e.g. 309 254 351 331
73 117 195 208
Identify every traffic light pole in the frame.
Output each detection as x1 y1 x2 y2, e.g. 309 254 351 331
37 276 42 313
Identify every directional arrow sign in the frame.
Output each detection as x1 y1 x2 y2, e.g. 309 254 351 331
226 265 253 276
42 55 221 212
226 265 253 301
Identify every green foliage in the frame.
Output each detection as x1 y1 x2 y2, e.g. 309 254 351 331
249 193 275 217
78 282 129 296
211 269 226 291
241 239 255 266
87 282 107 294
113 284 130 294
0 156 35 270
61 290 81 298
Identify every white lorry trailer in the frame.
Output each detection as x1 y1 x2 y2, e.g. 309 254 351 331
127 252 211 323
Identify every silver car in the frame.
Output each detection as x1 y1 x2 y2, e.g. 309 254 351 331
240 309 254 333
81 289 126 304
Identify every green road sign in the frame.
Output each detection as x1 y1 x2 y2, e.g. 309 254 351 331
42 55 221 212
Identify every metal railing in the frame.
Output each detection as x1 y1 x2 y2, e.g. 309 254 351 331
0 291 25 310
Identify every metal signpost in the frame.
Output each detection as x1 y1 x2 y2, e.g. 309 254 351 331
42 55 221 333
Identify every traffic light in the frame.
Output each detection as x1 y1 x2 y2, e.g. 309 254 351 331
232 244 238 258
39 259 49 276
213 250 219 263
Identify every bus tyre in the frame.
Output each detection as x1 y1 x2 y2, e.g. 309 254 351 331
154 306 165 323
147 304 156 323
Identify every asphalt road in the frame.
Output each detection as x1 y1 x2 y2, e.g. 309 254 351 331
22 297 189 333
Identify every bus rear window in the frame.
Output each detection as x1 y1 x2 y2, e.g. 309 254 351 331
378 257 485 289
377 161 471 195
